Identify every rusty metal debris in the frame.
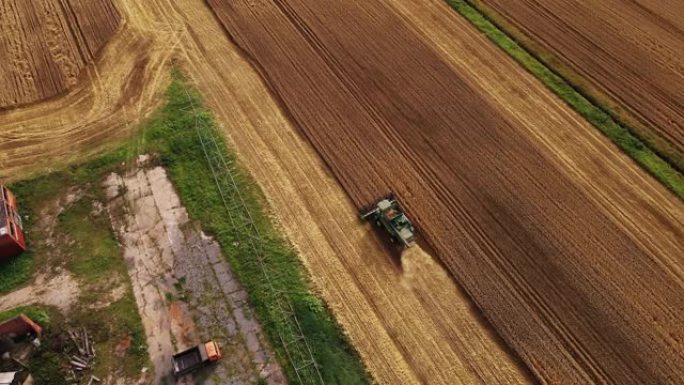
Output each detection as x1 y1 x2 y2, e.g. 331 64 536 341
65 327 97 384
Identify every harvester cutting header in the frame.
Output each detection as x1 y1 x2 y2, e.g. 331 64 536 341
360 194 416 248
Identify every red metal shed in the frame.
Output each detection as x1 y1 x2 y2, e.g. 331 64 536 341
0 185 26 261
0 314 42 339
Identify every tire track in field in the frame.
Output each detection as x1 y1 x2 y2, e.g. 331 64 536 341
0 0 121 109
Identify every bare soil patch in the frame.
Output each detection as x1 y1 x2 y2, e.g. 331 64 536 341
0 270 78 313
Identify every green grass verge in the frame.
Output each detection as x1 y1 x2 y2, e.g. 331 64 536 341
0 306 51 326
0 252 33 295
59 199 122 283
445 0 684 200
138 70 369 384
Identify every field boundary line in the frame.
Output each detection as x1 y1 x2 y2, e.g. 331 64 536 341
445 0 684 200
180 86 325 385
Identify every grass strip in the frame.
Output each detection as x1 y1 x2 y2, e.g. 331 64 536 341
0 305 51 326
445 0 684 199
0 251 33 294
455 0 684 172
141 70 369 384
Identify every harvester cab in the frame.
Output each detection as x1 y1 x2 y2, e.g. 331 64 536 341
360 195 416 248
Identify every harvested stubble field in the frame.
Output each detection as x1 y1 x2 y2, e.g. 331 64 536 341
1 0 683 383
0 0 172 181
0 0 121 108
207 0 684 384
0 0 536 383
474 0 684 161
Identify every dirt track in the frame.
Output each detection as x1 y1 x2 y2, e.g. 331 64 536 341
206 0 684 383
0 0 535 383
0 0 121 108
477 0 684 156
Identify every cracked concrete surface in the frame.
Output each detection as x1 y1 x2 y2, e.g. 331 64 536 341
104 158 284 385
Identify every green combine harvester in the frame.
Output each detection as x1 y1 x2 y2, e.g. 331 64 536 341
360 194 416 248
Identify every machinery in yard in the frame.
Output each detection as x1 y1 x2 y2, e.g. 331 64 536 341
172 341 222 377
360 194 416 248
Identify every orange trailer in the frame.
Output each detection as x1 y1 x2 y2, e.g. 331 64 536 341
172 341 222 376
